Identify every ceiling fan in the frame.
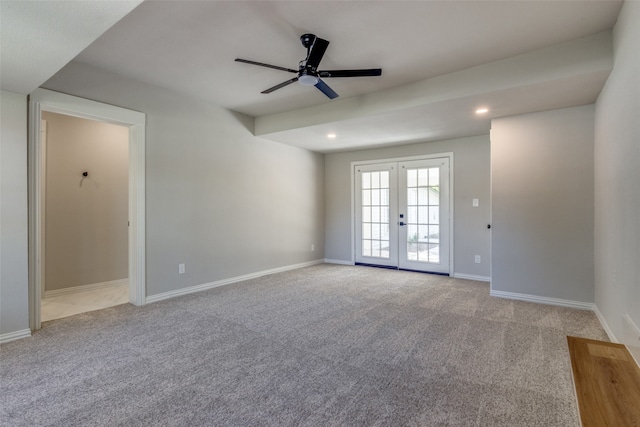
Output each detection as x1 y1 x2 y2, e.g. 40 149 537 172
235 33 382 99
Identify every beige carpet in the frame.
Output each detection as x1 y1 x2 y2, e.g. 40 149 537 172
0 264 608 426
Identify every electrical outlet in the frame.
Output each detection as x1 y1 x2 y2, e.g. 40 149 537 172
474 255 481 264
472 198 479 207
178 263 185 275
311 244 315 252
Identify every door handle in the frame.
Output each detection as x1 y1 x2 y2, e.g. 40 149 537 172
399 222 406 226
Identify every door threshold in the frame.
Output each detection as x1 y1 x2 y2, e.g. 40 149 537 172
355 262 399 270
399 268 449 276
355 263 449 276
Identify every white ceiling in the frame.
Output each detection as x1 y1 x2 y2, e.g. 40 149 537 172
3 1 623 153
0 0 142 94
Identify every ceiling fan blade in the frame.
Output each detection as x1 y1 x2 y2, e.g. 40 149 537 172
261 77 299 94
319 69 382 78
306 38 329 69
235 58 297 73
315 79 338 99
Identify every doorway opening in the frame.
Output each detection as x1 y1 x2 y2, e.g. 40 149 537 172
28 89 146 331
39 112 130 321
352 154 453 274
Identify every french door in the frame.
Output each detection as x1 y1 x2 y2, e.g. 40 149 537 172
355 157 450 274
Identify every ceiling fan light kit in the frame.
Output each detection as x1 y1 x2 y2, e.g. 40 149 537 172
298 73 319 86
235 33 382 99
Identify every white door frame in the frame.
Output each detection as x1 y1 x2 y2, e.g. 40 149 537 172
28 88 146 331
351 152 454 274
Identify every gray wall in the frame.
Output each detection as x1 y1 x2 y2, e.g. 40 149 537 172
594 0 640 347
42 112 129 292
325 135 491 279
43 62 325 297
491 105 595 302
0 91 30 336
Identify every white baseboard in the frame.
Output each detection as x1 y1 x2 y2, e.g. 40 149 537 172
592 309 640 368
593 304 618 342
44 278 128 298
324 259 355 266
452 273 491 282
623 314 640 367
0 329 32 345
146 259 324 304
489 289 595 311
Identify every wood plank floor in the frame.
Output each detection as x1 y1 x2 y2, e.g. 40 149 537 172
568 336 640 427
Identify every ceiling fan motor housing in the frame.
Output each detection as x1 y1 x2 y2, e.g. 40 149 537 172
300 33 317 49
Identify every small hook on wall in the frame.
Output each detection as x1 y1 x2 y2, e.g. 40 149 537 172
82 171 88 177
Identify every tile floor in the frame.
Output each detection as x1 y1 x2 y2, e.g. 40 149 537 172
41 283 129 322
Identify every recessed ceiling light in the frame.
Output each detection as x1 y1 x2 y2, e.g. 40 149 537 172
327 133 337 139
476 108 489 114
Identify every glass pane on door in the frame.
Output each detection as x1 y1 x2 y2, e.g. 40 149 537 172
405 166 441 263
361 170 391 259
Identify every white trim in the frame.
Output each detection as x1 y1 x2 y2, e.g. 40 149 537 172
40 119 47 300
623 314 640 367
324 259 355 266
43 279 128 298
623 314 640 339
350 153 454 167
452 273 491 282
449 155 455 276
490 289 595 310
350 163 356 265
0 329 32 345
28 89 146 332
29 100 44 330
593 305 618 342
489 127 494 295
128 121 146 307
145 260 325 304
